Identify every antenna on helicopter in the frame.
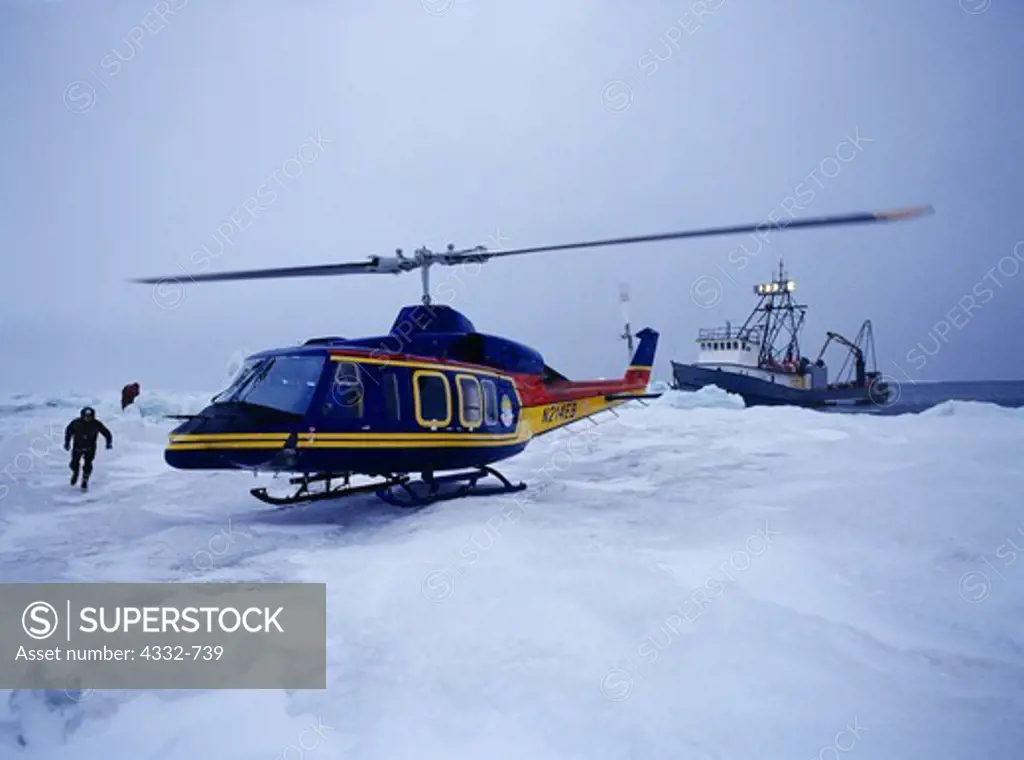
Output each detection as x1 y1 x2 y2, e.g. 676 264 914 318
619 282 634 360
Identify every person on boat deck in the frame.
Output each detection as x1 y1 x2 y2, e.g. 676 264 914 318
64 407 112 491
782 350 796 372
121 382 141 410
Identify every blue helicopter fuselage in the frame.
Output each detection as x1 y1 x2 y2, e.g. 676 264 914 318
166 305 537 475
164 304 657 478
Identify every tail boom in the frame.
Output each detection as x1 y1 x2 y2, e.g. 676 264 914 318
515 327 660 436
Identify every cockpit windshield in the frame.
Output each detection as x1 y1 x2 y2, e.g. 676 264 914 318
212 355 326 416
213 358 262 404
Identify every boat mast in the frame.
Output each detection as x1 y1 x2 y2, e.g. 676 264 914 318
739 260 807 368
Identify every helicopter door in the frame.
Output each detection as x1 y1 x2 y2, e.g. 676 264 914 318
323 361 364 420
382 369 402 422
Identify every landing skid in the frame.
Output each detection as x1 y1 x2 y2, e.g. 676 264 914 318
250 473 410 507
376 466 527 508
248 467 526 509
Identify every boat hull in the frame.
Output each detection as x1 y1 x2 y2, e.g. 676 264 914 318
670 361 885 408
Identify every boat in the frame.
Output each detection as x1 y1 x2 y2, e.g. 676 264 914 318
670 261 891 408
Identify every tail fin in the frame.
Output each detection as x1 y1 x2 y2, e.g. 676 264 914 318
624 327 659 386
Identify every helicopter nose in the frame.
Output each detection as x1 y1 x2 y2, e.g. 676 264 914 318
164 406 299 471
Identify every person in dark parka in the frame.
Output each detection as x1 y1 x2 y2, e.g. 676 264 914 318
121 382 141 411
63 407 112 490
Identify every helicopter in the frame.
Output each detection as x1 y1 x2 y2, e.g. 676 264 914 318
132 204 932 508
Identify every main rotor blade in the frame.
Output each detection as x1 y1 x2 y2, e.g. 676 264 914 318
129 204 932 286
449 205 933 262
130 260 383 285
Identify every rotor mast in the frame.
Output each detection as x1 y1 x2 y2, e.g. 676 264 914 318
417 249 431 305
405 243 491 306
391 246 434 305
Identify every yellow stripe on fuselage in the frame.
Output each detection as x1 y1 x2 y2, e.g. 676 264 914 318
168 432 521 442
295 437 527 449
166 392 648 452
166 441 293 450
167 440 528 451
328 353 525 410
329 354 514 382
169 433 291 442
521 392 645 436
167 426 533 451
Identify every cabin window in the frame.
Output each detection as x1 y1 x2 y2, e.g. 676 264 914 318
414 371 451 427
324 360 363 419
482 379 498 425
457 374 483 429
383 369 401 421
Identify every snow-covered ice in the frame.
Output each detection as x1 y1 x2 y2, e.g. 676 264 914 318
1 386 1023 759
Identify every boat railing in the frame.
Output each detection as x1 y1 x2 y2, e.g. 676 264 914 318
697 326 762 342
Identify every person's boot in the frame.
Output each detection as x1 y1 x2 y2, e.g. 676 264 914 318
70 470 78 486
80 475 89 491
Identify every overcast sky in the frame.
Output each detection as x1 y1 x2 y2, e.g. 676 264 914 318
1 0 1022 396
